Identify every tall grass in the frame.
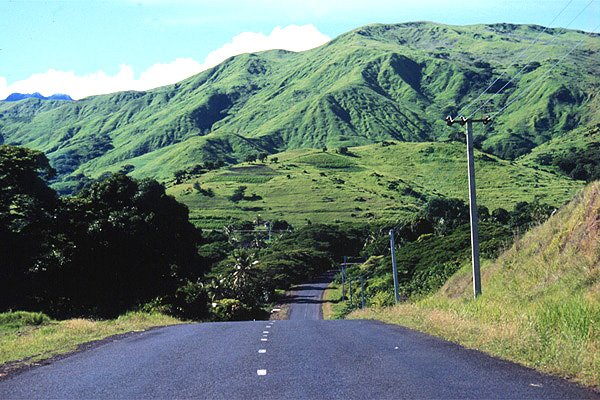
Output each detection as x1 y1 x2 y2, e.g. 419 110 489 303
350 182 600 389
0 311 183 369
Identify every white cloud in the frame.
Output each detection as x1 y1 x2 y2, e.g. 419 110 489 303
0 25 330 101
202 24 330 69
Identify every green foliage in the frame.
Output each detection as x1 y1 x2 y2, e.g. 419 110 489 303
509 200 556 231
338 146 349 155
355 222 511 303
1 146 208 319
209 298 254 321
420 197 469 234
0 311 51 331
173 281 209 320
229 185 247 202
537 139 600 182
0 146 58 310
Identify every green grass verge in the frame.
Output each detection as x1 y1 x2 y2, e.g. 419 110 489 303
0 311 184 372
349 182 600 390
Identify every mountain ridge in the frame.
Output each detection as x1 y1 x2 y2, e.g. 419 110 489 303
2 92 73 102
0 22 598 192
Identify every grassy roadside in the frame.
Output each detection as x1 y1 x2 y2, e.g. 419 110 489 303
349 182 600 390
349 292 599 390
0 311 184 375
323 281 356 320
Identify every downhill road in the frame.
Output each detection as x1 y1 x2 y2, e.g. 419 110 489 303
286 272 333 320
1 276 598 399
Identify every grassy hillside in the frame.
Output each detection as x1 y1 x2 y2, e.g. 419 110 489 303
169 141 582 228
0 22 598 192
350 181 600 389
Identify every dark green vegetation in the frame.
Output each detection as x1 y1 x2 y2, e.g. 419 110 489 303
0 145 206 319
0 145 366 321
200 223 365 320
0 23 598 195
334 194 558 316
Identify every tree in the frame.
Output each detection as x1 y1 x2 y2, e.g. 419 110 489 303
270 156 278 164
229 186 247 202
421 197 469 235
245 154 257 163
258 153 268 163
491 208 510 225
338 146 349 155
174 169 186 184
48 174 206 318
0 145 57 310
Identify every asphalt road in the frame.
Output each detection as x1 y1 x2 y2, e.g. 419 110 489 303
286 272 334 320
1 276 598 399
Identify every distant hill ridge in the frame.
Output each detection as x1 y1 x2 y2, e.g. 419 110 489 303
2 92 73 102
0 22 598 192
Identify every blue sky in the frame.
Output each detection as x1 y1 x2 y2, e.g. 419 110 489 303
0 0 597 99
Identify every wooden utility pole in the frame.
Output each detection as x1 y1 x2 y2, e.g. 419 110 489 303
445 115 491 298
342 256 346 299
389 229 400 304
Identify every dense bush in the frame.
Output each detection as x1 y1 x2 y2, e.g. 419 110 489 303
536 139 600 182
1 146 208 319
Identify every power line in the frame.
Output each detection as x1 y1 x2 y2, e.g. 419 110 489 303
492 22 599 119
467 0 596 119
455 0 578 120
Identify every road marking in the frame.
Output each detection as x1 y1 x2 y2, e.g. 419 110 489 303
261 338 268 341
257 369 267 376
263 331 269 334
258 349 266 353
394 346 399 349
266 325 272 328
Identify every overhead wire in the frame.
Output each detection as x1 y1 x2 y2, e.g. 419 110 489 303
467 0 596 119
455 0 576 120
370 0 597 258
492 22 599 118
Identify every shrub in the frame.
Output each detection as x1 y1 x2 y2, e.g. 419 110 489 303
209 298 253 321
0 311 51 330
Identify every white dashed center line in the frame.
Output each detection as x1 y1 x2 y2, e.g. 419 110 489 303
257 369 267 376
261 338 268 341
263 331 269 334
258 349 266 353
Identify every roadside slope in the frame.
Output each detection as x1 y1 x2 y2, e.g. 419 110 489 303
350 181 600 389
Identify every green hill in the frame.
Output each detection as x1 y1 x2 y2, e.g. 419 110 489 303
350 180 600 389
170 141 582 228
0 22 598 192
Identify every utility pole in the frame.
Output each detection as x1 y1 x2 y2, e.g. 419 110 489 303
349 279 353 303
361 276 365 309
342 256 346 299
389 229 400 304
445 115 491 298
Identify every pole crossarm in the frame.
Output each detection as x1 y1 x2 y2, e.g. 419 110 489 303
445 115 492 126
